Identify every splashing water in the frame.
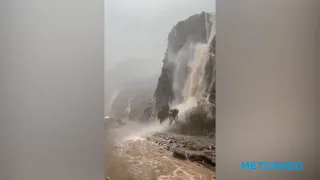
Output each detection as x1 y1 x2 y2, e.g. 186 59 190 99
182 13 215 102
120 120 170 142
172 13 216 117
171 39 198 104
105 121 215 180
182 43 211 100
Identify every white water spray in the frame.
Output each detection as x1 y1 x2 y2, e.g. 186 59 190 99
173 13 216 118
183 13 215 101
171 39 198 104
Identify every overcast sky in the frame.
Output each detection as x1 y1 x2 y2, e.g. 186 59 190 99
105 0 216 71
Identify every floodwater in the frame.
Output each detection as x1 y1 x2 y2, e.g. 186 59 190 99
104 121 215 180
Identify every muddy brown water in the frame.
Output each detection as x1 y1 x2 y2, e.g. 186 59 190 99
104 121 215 180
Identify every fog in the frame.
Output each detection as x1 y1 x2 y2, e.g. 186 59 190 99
104 0 216 114
105 0 215 70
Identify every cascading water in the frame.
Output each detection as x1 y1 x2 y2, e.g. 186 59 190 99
125 97 135 114
205 13 216 102
171 13 216 120
106 88 120 115
183 13 215 102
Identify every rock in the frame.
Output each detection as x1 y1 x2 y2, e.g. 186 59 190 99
173 148 188 160
187 152 215 167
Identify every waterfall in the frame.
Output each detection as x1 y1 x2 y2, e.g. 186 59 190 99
183 13 215 101
172 13 216 119
106 88 120 115
143 12 216 122
125 97 135 114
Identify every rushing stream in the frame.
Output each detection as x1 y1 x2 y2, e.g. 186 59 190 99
104 121 215 180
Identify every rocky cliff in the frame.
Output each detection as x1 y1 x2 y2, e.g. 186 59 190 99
142 12 216 129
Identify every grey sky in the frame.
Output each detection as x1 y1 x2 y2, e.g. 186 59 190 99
105 0 216 71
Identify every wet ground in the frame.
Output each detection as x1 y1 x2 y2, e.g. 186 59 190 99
104 120 215 180
148 132 215 172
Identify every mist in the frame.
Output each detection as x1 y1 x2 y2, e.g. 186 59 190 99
104 1 216 113
105 0 215 69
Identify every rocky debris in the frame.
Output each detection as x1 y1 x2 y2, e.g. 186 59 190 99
147 132 215 171
173 148 215 171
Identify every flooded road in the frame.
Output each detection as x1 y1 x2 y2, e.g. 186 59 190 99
104 121 215 180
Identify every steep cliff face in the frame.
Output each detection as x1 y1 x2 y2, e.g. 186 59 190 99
143 12 216 125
